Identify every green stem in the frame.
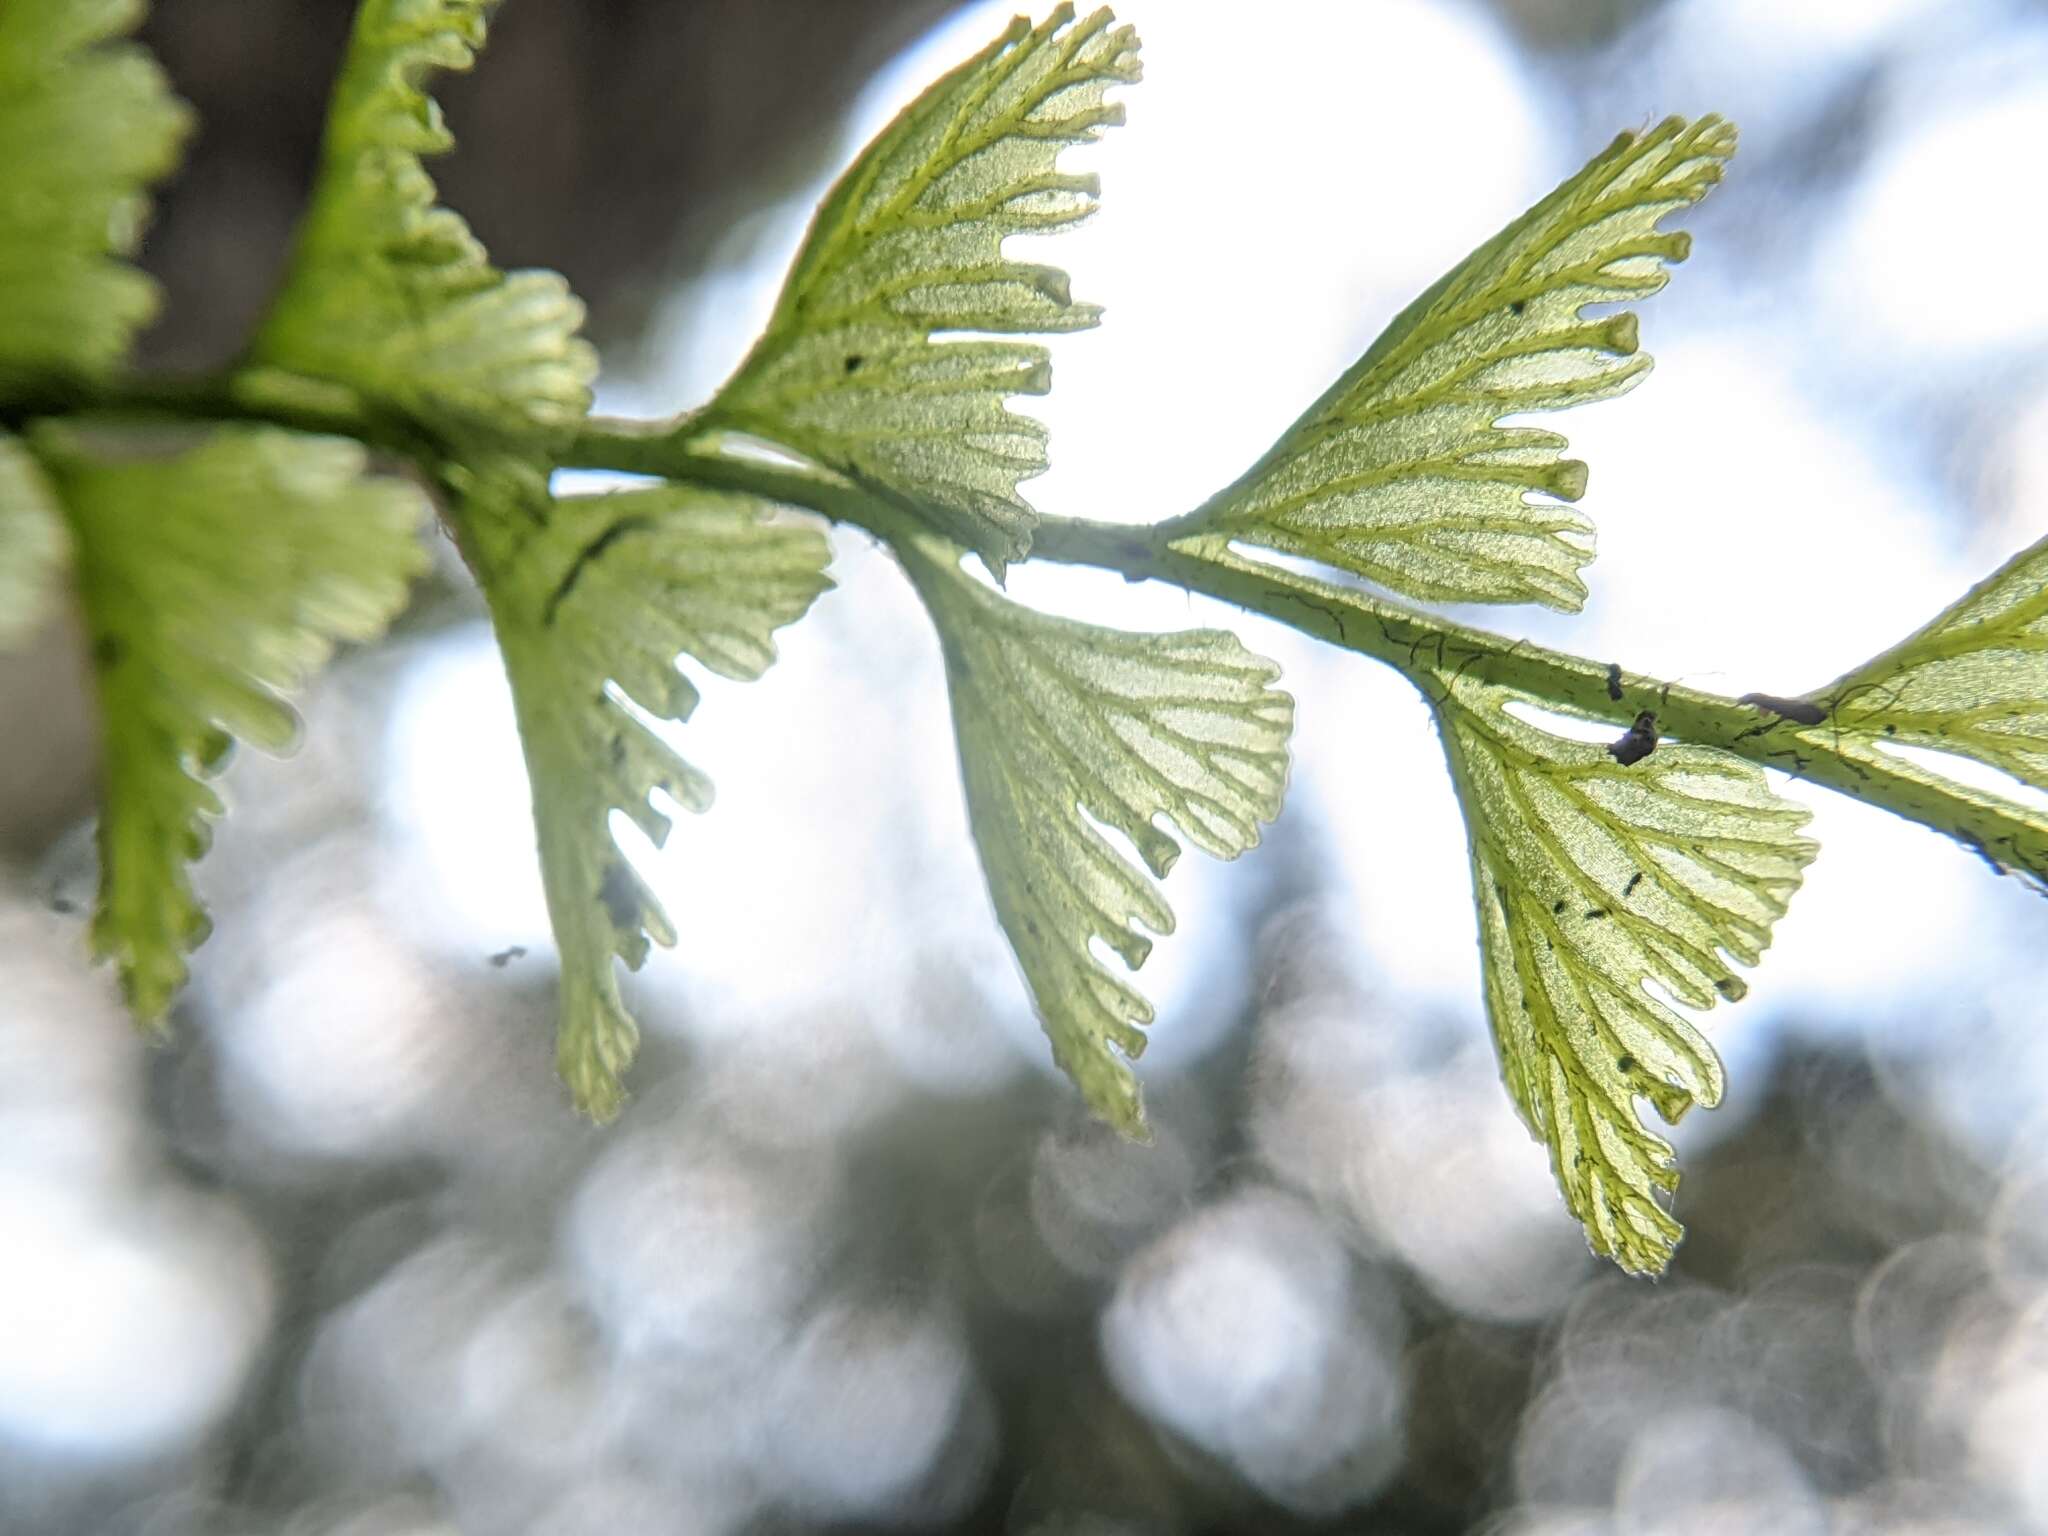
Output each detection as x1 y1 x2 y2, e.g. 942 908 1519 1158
2 369 432 458
15 381 2044 886
565 418 2048 882
569 418 911 538
1024 518 2045 878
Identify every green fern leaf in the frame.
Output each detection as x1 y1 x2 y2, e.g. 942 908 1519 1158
0 433 71 648
1180 116 1734 611
706 3 1140 577
0 0 191 386
37 425 428 1021
898 532 1290 1133
1809 533 2048 886
462 477 833 1118
1433 671 1814 1273
248 0 595 439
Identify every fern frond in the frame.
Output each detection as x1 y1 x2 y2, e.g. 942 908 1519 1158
899 531 1290 1132
0 0 191 386
1181 116 1735 611
247 0 595 440
38 426 428 1021
1804 531 2048 888
462 477 833 1118
1434 671 1814 1273
708 4 1141 576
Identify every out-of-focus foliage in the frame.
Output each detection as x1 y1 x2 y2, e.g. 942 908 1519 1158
900 530 1291 1135
247 0 596 441
1434 672 1816 1272
1179 116 1733 611
40 424 425 1020
0 0 191 655
0 435 69 649
0 0 190 388
707 2 1140 576
472 481 832 1119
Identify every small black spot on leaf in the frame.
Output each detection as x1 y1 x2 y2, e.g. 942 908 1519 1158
598 860 642 935
1623 872 1643 897
1584 908 1608 921
1605 662 1623 702
1551 899 1566 914
844 354 865 374
1616 1054 1637 1073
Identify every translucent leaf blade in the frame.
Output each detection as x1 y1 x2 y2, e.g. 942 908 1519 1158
0 0 191 385
39 426 430 1021
0 433 71 649
901 534 1291 1133
1434 672 1815 1273
1813 533 2048 885
466 478 834 1118
1183 116 1735 611
709 3 1141 575
247 0 596 439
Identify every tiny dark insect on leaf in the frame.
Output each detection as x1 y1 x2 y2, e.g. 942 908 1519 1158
1738 692 1827 726
1607 710 1658 766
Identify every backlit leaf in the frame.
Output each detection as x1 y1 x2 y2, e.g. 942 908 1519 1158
707 3 1140 576
1433 670 1814 1273
899 531 1291 1132
0 0 191 386
39 425 428 1021
0 432 71 648
462 476 833 1118
1181 116 1734 611
1810 532 2048 887
248 0 595 440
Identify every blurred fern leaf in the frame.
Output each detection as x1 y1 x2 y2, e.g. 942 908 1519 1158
0 433 72 648
248 0 595 440
39 425 428 1022
0 0 191 386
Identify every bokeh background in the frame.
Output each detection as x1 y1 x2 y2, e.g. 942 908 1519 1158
5 1 2048 1531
